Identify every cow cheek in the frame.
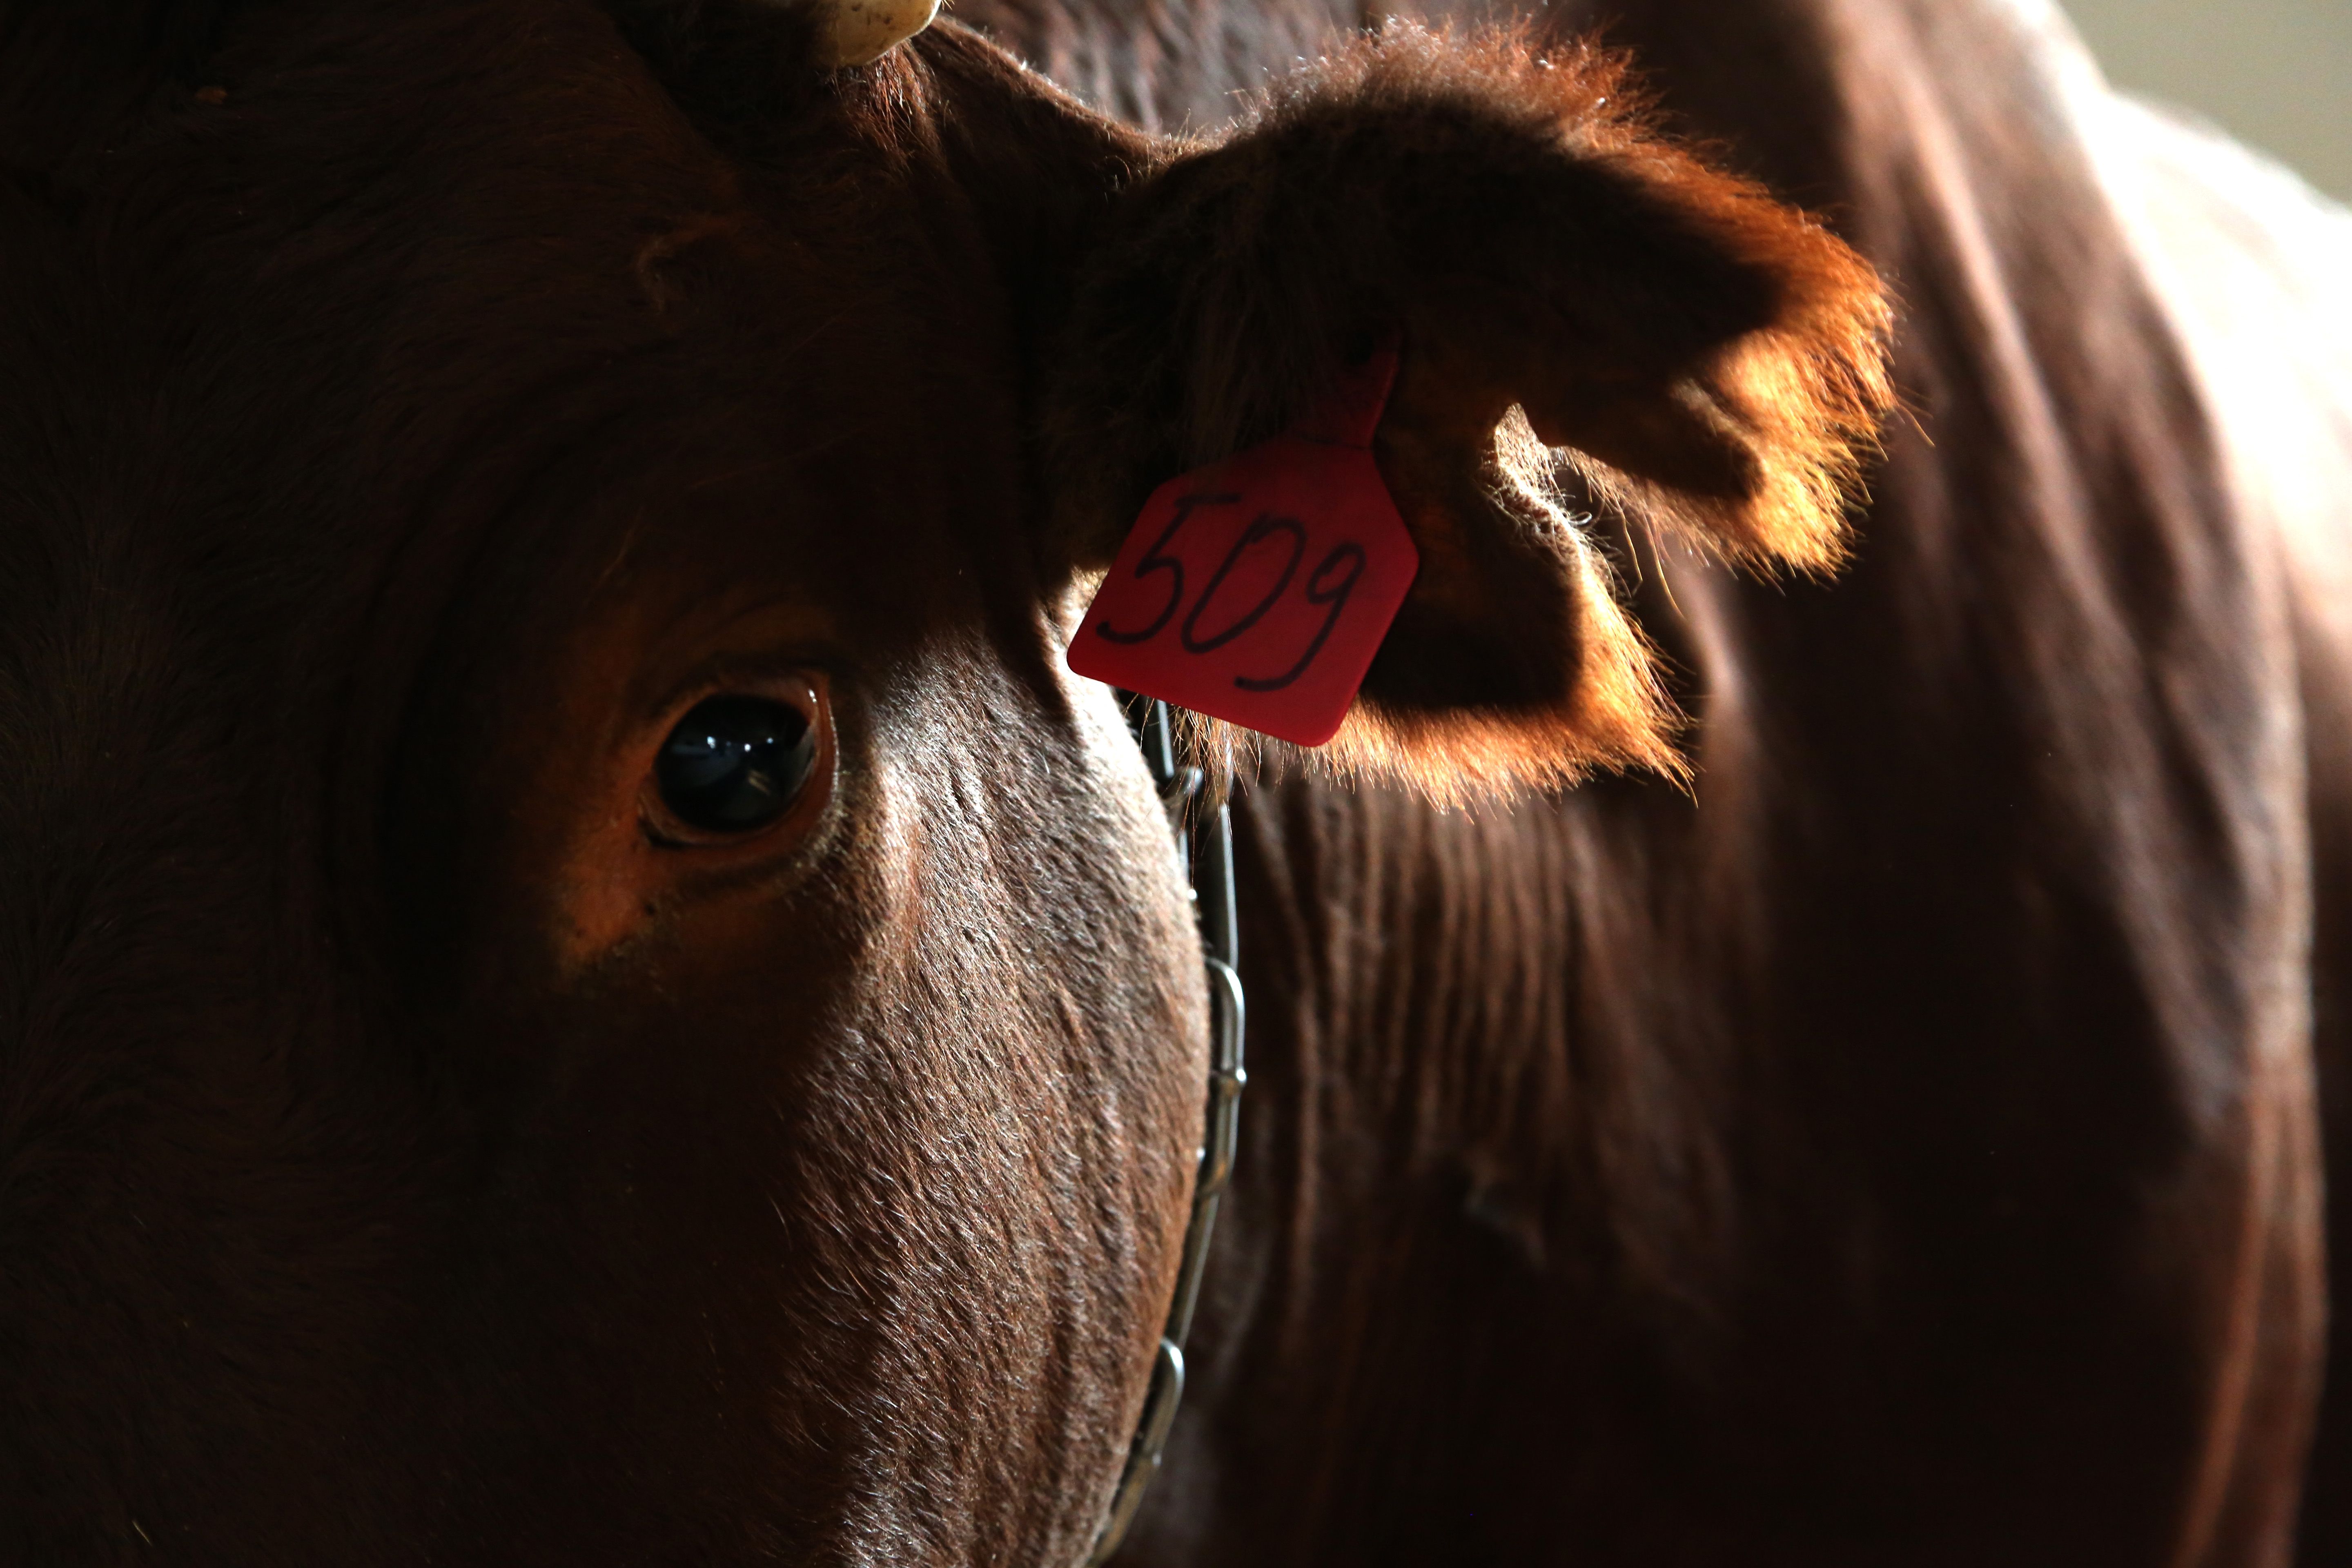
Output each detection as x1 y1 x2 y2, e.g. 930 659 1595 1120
547 802 661 976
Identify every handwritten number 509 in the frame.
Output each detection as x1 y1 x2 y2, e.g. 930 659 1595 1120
1095 492 1369 693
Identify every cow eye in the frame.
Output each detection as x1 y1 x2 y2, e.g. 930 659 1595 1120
653 694 816 835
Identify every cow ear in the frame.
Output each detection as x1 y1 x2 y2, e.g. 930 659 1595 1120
1040 25 1893 802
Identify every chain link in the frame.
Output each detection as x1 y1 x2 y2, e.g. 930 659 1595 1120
1083 699 1245 1566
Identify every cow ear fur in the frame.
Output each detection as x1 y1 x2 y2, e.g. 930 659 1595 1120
1041 24 1893 804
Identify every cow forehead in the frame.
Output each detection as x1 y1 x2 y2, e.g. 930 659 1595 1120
0 6 1061 1027
7 4 1025 716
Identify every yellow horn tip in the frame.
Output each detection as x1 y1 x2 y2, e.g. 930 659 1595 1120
822 0 942 66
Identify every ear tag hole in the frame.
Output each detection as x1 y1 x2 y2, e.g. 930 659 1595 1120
1070 345 1419 746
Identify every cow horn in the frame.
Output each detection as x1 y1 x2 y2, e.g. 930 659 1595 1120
809 0 943 67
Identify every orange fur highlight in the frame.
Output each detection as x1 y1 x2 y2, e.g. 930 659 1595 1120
1047 21 1895 805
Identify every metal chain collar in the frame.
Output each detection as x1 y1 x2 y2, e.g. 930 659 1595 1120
1083 699 1246 1566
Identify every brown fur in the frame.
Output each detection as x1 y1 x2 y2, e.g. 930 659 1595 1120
0 3 1212 1560
0 0 1880 1557
966 1 2343 1564
5 0 2334 1563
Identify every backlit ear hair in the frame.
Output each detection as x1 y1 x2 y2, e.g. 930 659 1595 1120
1042 24 1895 806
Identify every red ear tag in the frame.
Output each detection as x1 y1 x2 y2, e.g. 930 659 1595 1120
1069 348 1418 747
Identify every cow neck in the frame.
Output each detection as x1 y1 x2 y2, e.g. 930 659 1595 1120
1084 697 1245 1566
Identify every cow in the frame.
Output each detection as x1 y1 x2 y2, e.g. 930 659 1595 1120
0 3 2343 1568
960 2 2351 1564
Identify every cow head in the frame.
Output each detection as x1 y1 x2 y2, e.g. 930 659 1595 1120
0 1 1886 1561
